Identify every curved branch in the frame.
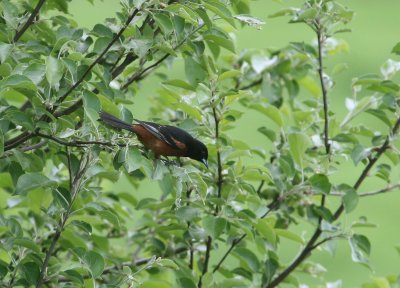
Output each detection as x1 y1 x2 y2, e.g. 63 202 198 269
14 0 46 42
267 116 400 288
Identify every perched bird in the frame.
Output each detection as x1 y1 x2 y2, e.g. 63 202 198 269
99 111 208 167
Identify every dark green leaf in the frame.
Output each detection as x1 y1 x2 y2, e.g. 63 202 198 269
46 56 64 89
83 251 105 278
154 13 173 35
184 57 206 86
204 34 235 53
233 247 260 272
391 42 400 55
309 174 331 194
0 42 12 63
351 144 369 166
343 188 359 213
15 173 57 195
349 234 371 267
203 215 227 239
176 206 200 222
21 262 40 285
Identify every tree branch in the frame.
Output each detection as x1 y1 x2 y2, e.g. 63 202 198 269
36 150 89 287
50 8 140 111
14 0 46 42
197 236 212 288
212 196 281 273
266 116 400 288
329 183 400 197
121 23 205 90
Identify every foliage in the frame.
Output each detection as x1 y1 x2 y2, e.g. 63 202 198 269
0 0 399 287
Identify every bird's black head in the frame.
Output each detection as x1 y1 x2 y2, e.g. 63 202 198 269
187 138 208 168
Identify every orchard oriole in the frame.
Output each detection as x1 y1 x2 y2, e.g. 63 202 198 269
99 111 208 167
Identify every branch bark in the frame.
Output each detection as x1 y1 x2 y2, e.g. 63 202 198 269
36 149 90 287
266 117 400 288
14 0 46 42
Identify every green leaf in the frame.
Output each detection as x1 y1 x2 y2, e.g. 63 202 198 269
184 57 206 86
349 234 371 266
250 104 283 127
391 42 400 55
13 238 41 254
195 8 212 29
83 90 101 113
203 2 235 27
203 215 227 239
351 144 369 166
288 132 309 169
21 262 40 285
163 79 195 91
0 42 12 63
154 13 173 35
83 251 105 278
255 218 276 246
219 70 241 81
15 173 57 195
1 74 37 91
176 206 200 222
257 127 276 142
275 229 304 244
46 56 64 89
0 130 3 157
70 220 92 234
343 188 359 213
98 209 120 229
234 15 265 28
309 174 331 194
156 259 179 270
204 34 235 53
233 247 260 272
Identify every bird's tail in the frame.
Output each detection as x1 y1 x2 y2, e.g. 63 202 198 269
99 111 133 131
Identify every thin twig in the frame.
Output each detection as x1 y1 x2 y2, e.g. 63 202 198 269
329 183 400 197
314 19 330 232
0 140 47 159
35 132 122 147
14 0 46 42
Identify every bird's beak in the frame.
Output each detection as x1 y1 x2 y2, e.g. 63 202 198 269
201 158 208 168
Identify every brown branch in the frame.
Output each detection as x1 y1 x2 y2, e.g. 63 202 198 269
329 183 400 197
315 20 330 155
0 140 47 159
14 0 46 42
36 150 89 287
266 116 400 288
240 78 262 90
198 236 212 288
212 197 281 273
51 8 140 110
35 132 130 148
121 23 205 90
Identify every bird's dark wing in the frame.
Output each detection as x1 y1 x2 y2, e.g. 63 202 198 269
134 119 184 150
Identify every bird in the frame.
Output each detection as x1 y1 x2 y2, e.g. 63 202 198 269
99 111 208 168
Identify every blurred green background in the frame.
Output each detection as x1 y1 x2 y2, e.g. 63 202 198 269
68 1 400 286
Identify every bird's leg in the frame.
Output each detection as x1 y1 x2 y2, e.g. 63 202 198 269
159 156 178 166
